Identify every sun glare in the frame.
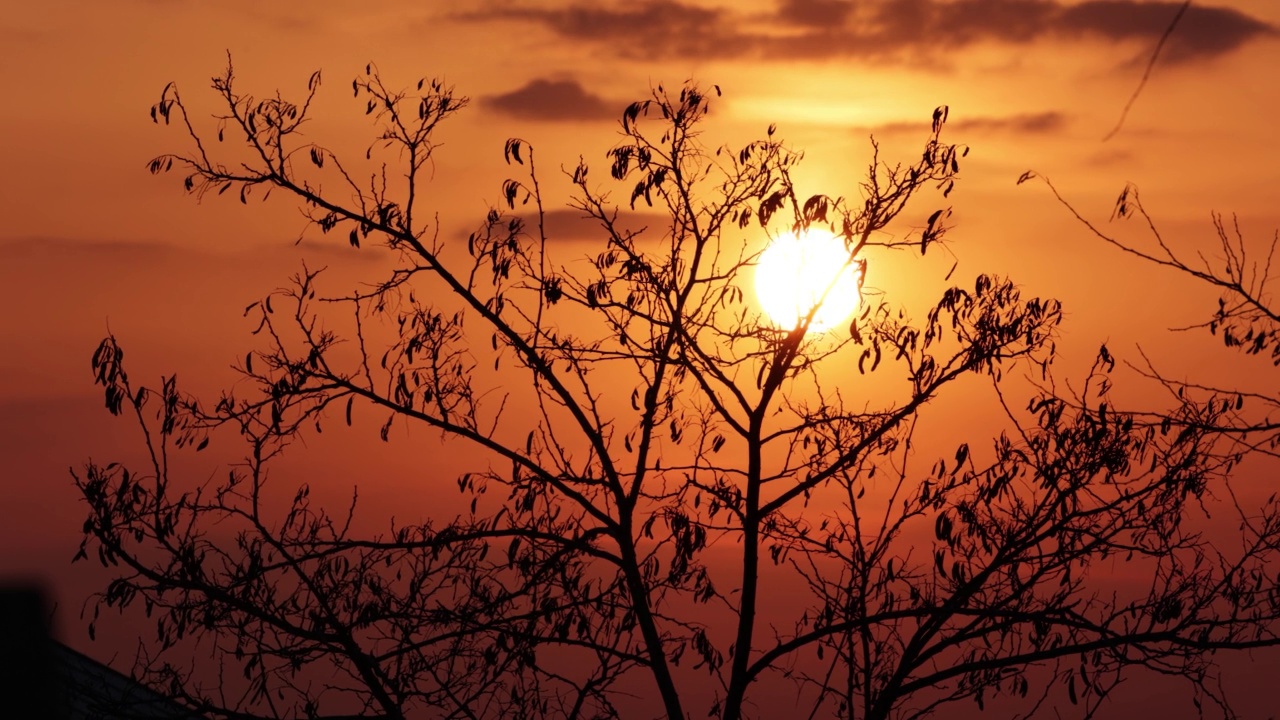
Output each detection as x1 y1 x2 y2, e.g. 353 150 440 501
754 228 861 333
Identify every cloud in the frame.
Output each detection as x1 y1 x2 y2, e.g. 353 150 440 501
464 2 747 61
955 111 1067 134
0 237 178 260
1058 1 1273 63
860 110 1070 137
773 0 852 28
471 0 1274 65
518 209 672 243
1083 146 1136 168
482 79 617 122
0 235 381 266
864 111 1069 137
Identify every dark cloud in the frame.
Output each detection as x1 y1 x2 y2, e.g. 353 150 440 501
947 111 1068 134
774 0 852 28
514 1 722 40
1058 1 1273 62
865 111 1068 137
538 209 610 241
482 79 616 121
471 0 1273 65
1083 146 1136 168
465 2 747 61
520 209 672 243
0 237 177 259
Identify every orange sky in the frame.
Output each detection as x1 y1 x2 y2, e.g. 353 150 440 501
3 1 1279 716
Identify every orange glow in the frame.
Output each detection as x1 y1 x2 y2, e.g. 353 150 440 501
5 1 1280 716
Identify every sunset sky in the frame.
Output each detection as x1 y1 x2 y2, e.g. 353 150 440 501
3 0 1280 715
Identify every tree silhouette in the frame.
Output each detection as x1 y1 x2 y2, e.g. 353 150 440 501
1040 175 1280 457
74 61 1280 720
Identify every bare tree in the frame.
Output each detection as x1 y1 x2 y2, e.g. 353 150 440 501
74 61 1280 720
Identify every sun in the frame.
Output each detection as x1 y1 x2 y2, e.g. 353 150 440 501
754 228 861 333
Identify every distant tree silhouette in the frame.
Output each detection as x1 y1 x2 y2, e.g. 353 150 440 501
74 60 1280 720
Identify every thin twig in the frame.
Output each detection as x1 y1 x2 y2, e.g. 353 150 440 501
1102 0 1191 142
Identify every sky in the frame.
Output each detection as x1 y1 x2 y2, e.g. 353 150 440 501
2 0 1280 716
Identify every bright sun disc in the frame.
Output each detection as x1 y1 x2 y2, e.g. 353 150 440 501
754 229 861 333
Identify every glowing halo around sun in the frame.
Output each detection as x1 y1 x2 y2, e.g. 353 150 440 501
754 228 862 333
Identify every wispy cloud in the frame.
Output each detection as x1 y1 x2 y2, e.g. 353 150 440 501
468 0 1274 65
0 237 178 259
864 111 1069 137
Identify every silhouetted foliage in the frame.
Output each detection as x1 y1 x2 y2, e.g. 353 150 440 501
1038 173 1280 463
74 60 1280 720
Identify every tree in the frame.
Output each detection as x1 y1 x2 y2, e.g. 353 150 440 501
73 60 1280 720
1036 175 1280 463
